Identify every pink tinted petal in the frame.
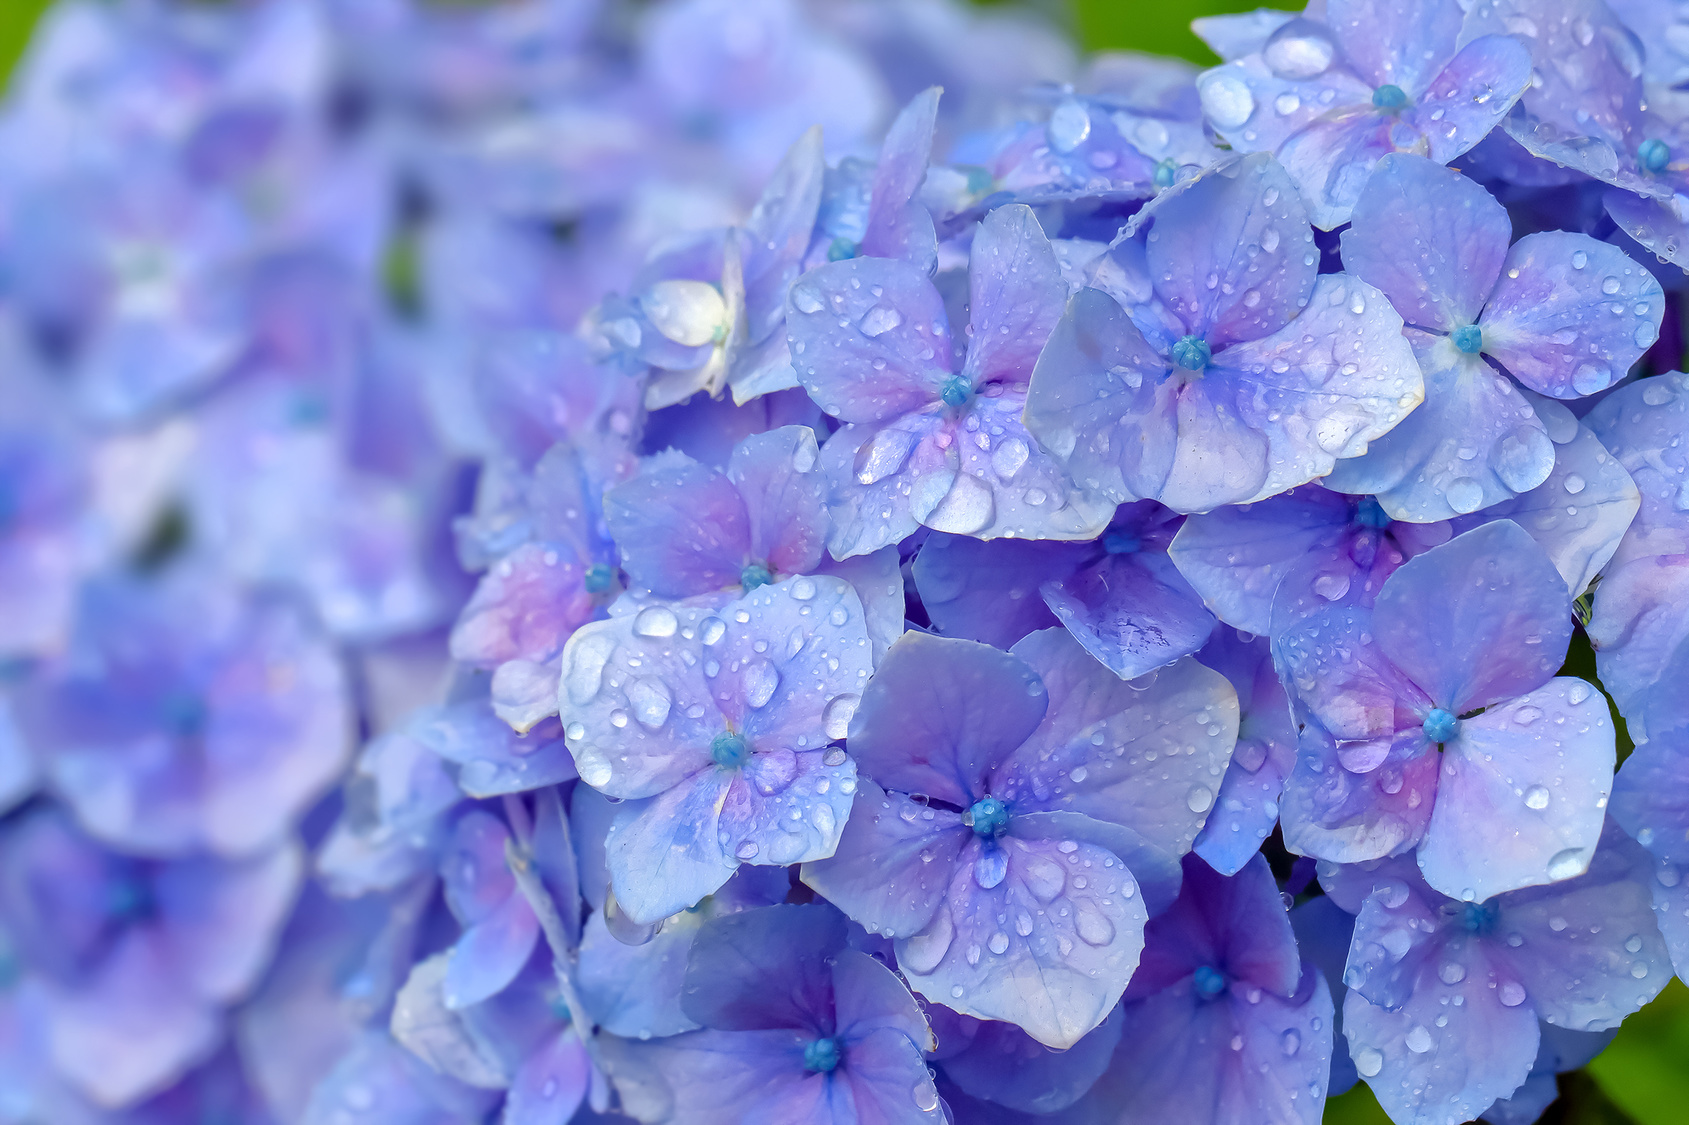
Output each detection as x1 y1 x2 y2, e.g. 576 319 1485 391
960 204 1067 390
845 632 1046 807
801 779 968 942
817 411 951 560
1140 154 1318 348
1409 35 1534 163
1274 108 1403 231
1275 604 1430 740
786 256 952 426
1371 521 1572 712
1279 723 1439 865
1480 232 1664 399
1419 679 1615 902
725 426 827 577
831 947 930 1047
444 894 541 1010
1338 153 1511 333
895 834 1147 1049
947 394 1117 542
837 1025 944 1124
450 543 597 667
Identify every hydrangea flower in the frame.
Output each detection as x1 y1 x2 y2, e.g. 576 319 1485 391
1322 154 1662 520
16 571 351 859
0 806 301 1107
604 425 905 657
802 629 1237 1047
1193 1 1532 229
0 369 85 663
1327 820 1668 1125
788 200 1115 556
558 574 872 923
932 1005 1123 1116
1275 521 1614 902
1584 372 1689 744
1106 855 1334 1124
601 904 942 1125
1023 153 1423 514
912 501 1215 680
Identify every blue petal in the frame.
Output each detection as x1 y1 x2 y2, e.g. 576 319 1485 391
1338 153 1510 333
959 204 1067 390
939 1006 1123 1114
1194 629 1299 876
1613 729 1689 868
725 426 828 578
1040 552 1215 680
1370 520 1571 713
577 908 702 1039
680 904 846 1032
742 127 826 345
1418 678 1615 903
1278 720 1439 865
1291 896 1360 1095
502 1028 591 1125
895 831 1148 1049
444 895 541 1010
1480 232 1663 399
861 87 942 273
603 453 751 597
912 534 1070 648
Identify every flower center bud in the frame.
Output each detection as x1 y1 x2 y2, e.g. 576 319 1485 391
1193 964 1228 1000
1640 138 1672 175
1172 335 1211 372
1450 324 1484 354
803 1036 842 1073
741 562 773 591
711 732 750 769
1423 708 1460 745
107 876 155 922
1371 84 1408 111
965 796 1010 837
1354 496 1391 529
1461 901 1500 935
940 375 974 408
827 238 858 262
583 563 615 594
1153 158 1178 189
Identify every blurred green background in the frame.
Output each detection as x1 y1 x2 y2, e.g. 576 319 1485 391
0 0 1682 1122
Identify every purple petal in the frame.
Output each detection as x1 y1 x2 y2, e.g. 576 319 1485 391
1371 521 1572 712
1480 232 1663 399
451 543 599 666
743 127 826 344
1275 604 1430 741
1002 629 1237 861
154 842 303 1004
1320 341 1553 521
811 546 905 662
817 413 946 559
1204 272 1425 507
1418 679 1616 903
503 1028 590 1125
577 908 702 1039
1613 731 1689 867
1040 551 1215 680
843 632 1047 808
1279 722 1440 865
444 895 541 1010
1494 822 1669 1030
1274 108 1414 232
559 576 873 800
1326 0 1463 91
441 810 520 924
1408 36 1534 164
1342 952 1540 1125
940 1006 1123 1114
603 456 751 598
1022 286 1177 508
725 426 827 578
894 833 1147 1049
800 778 967 942
837 1025 945 1125
1450 415 1639 599
912 534 1072 648
1129 855 1301 1000
861 87 941 272
959 204 1066 390
681 904 845 1032
1167 486 1355 636
786 257 951 425
831 945 931 1047
1140 154 1318 349
1338 153 1510 333
417 704 578 798
1194 630 1299 876
600 1028 827 1125
1605 188 1689 273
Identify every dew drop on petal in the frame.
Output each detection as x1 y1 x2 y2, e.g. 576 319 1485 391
1524 785 1550 810
1405 1026 1433 1053
1356 1048 1383 1077
1187 785 1214 813
633 606 679 638
1498 980 1527 1007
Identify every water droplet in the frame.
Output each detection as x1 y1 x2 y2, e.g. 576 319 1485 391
1075 905 1115 946
1199 69 1256 130
1572 250 1588 269
1626 934 1644 953
792 284 824 315
743 659 781 709
1524 785 1550 810
1022 854 1066 902
1439 961 1467 984
1602 276 1622 295
736 840 759 860
565 722 586 740
917 471 995 535
1631 962 1650 979
988 932 1009 955
859 304 903 338
699 616 727 646
991 437 1030 480
628 677 673 728
1187 785 1215 813
1356 1048 1383 1077
1048 98 1092 153
1498 980 1527 1007
634 606 679 638
1405 1026 1433 1053
1281 1029 1301 1056
1446 477 1484 514
913 1076 940 1112
901 911 954 974
790 577 817 601
576 745 613 789
1263 24 1335 79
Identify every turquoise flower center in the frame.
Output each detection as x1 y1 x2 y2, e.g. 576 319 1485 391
1172 335 1211 372
1451 324 1484 354
804 1037 842 1073
711 732 750 769
1423 708 1460 744
1372 84 1408 111
965 796 1011 837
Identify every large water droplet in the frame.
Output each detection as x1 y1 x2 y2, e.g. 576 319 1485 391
1075 905 1115 946
1523 785 1550 810
627 677 673 728
901 911 954 974
742 659 781 709
1405 1026 1433 1053
859 304 903 338
1048 98 1092 153
1263 21 1335 79
1356 1048 1383 1077
1187 784 1215 813
1198 69 1256 130
823 694 860 740
1547 848 1585 880
576 745 613 788
918 471 996 535
1281 1029 1301 1056
633 605 679 638
563 631 616 704
1498 980 1527 1007
1022 854 1066 902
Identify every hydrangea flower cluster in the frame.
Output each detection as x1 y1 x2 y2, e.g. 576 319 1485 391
1 2 1688 1125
